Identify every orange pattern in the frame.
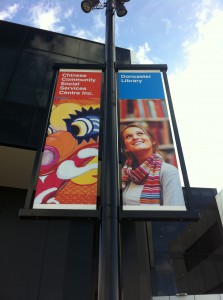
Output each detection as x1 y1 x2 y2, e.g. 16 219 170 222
56 181 97 204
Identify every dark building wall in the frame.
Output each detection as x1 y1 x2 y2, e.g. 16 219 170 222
0 20 130 149
150 188 223 296
0 187 97 300
0 186 222 299
0 20 131 300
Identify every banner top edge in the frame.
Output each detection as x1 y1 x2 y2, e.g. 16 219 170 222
59 69 102 73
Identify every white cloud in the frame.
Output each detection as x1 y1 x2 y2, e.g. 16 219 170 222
29 2 65 33
169 3 223 191
93 14 105 31
0 3 20 20
71 26 104 43
162 18 172 34
94 36 104 43
134 42 153 64
64 7 74 19
69 8 105 43
115 16 124 40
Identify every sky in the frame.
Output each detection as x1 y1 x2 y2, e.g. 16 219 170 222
0 0 223 192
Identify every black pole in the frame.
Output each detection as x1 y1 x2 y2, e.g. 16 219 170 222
98 0 120 299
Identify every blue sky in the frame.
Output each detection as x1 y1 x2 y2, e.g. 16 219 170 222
1 0 223 192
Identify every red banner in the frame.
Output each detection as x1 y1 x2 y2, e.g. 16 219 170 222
33 69 102 210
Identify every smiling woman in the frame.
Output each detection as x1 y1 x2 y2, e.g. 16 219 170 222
121 124 186 209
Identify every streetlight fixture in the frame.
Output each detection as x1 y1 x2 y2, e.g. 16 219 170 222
81 0 130 17
114 0 128 17
81 0 100 13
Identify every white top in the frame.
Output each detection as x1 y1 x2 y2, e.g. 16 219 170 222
122 182 144 205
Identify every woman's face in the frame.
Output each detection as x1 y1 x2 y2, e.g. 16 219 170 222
123 127 153 155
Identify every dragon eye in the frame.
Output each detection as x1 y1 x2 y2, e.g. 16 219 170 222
63 107 100 144
70 118 93 137
69 116 99 143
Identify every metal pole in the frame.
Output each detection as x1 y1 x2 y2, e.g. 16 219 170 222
98 0 120 299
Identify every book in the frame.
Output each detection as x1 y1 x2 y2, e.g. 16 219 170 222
148 122 160 143
127 99 135 118
162 121 171 145
142 99 150 118
119 99 127 118
133 100 140 118
137 99 145 118
166 151 178 168
161 100 168 118
147 100 156 118
153 99 165 117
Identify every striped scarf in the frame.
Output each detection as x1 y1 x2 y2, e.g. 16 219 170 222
122 153 163 205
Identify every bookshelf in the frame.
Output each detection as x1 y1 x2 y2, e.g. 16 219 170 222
119 99 178 167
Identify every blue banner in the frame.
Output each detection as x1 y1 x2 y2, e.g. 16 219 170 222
118 69 186 212
118 72 164 99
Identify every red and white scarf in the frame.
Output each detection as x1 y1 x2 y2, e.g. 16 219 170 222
122 153 163 205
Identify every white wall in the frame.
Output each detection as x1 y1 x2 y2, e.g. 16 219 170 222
153 294 223 300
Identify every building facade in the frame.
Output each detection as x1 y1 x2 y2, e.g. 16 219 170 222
0 20 223 300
